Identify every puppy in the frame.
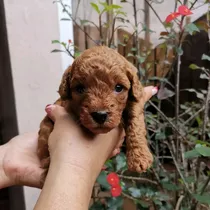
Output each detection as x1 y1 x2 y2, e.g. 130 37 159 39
37 46 153 182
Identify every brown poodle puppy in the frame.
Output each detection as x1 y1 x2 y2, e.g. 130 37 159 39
38 46 153 180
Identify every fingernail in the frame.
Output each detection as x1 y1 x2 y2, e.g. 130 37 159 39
45 104 54 115
152 86 158 96
116 148 121 154
45 104 51 109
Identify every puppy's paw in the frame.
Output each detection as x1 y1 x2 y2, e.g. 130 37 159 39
127 149 153 173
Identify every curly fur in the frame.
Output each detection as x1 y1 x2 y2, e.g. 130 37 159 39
37 46 153 183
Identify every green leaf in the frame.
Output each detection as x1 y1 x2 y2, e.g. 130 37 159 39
107 197 123 210
52 40 60 44
200 73 209 80
189 64 200 70
195 144 210 157
196 140 210 147
60 18 71 21
136 200 150 208
184 149 200 159
161 182 180 191
105 159 114 170
115 152 127 171
157 87 175 100
80 19 90 25
131 47 137 52
90 2 100 14
182 89 204 100
89 201 105 210
193 194 210 205
185 176 195 184
110 4 122 9
128 187 141 198
96 171 110 190
202 54 210 61
136 55 146 64
155 132 166 140
51 49 65 53
176 46 183 56
127 53 134 57
185 23 200 35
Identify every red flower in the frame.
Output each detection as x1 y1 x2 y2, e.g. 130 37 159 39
178 5 193 16
107 172 120 187
111 185 122 197
68 39 72 44
165 12 180 23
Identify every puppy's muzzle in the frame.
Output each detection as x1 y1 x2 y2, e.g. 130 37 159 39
91 111 108 124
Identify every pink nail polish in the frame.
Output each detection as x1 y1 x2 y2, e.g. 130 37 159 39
152 86 158 96
116 149 121 154
45 104 53 114
45 104 51 109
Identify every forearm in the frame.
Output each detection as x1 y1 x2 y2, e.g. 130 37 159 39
34 146 100 210
0 144 11 189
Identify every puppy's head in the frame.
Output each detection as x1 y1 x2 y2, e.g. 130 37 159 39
59 46 142 134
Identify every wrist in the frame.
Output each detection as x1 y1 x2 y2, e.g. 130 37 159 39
35 154 96 210
0 143 12 189
49 135 107 179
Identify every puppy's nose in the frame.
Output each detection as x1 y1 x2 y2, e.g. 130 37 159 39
91 111 108 124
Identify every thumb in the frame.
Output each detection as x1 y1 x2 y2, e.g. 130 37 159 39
45 104 68 122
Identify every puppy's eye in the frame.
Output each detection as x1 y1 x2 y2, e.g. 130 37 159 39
75 84 85 94
115 84 124 93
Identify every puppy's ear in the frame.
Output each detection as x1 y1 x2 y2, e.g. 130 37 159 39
125 69 153 173
127 70 143 101
58 65 72 100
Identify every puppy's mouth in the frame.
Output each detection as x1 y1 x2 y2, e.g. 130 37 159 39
89 126 112 134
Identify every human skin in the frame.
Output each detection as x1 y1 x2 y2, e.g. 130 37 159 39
0 86 157 210
34 86 156 210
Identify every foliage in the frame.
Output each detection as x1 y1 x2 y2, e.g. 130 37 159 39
52 0 210 209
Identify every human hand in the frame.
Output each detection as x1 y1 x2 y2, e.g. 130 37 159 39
45 86 157 178
1 133 44 189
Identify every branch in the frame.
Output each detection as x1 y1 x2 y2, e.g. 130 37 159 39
118 174 158 185
58 0 99 46
202 74 210 141
182 106 205 126
108 16 116 47
148 100 187 143
175 195 185 210
166 141 192 194
190 0 199 10
192 176 210 210
145 0 169 32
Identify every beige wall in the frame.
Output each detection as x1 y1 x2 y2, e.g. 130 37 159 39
4 0 67 209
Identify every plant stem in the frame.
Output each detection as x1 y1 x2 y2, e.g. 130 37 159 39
201 66 210 141
148 101 187 143
108 16 116 47
175 195 185 210
118 174 158 185
192 176 210 210
58 0 99 46
182 106 205 126
166 141 191 194
145 0 169 32
132 0 139 68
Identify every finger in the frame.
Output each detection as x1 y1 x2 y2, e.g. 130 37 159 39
108 134 125 158
45 104 68 122
19 166 45 189
143 86 158 103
